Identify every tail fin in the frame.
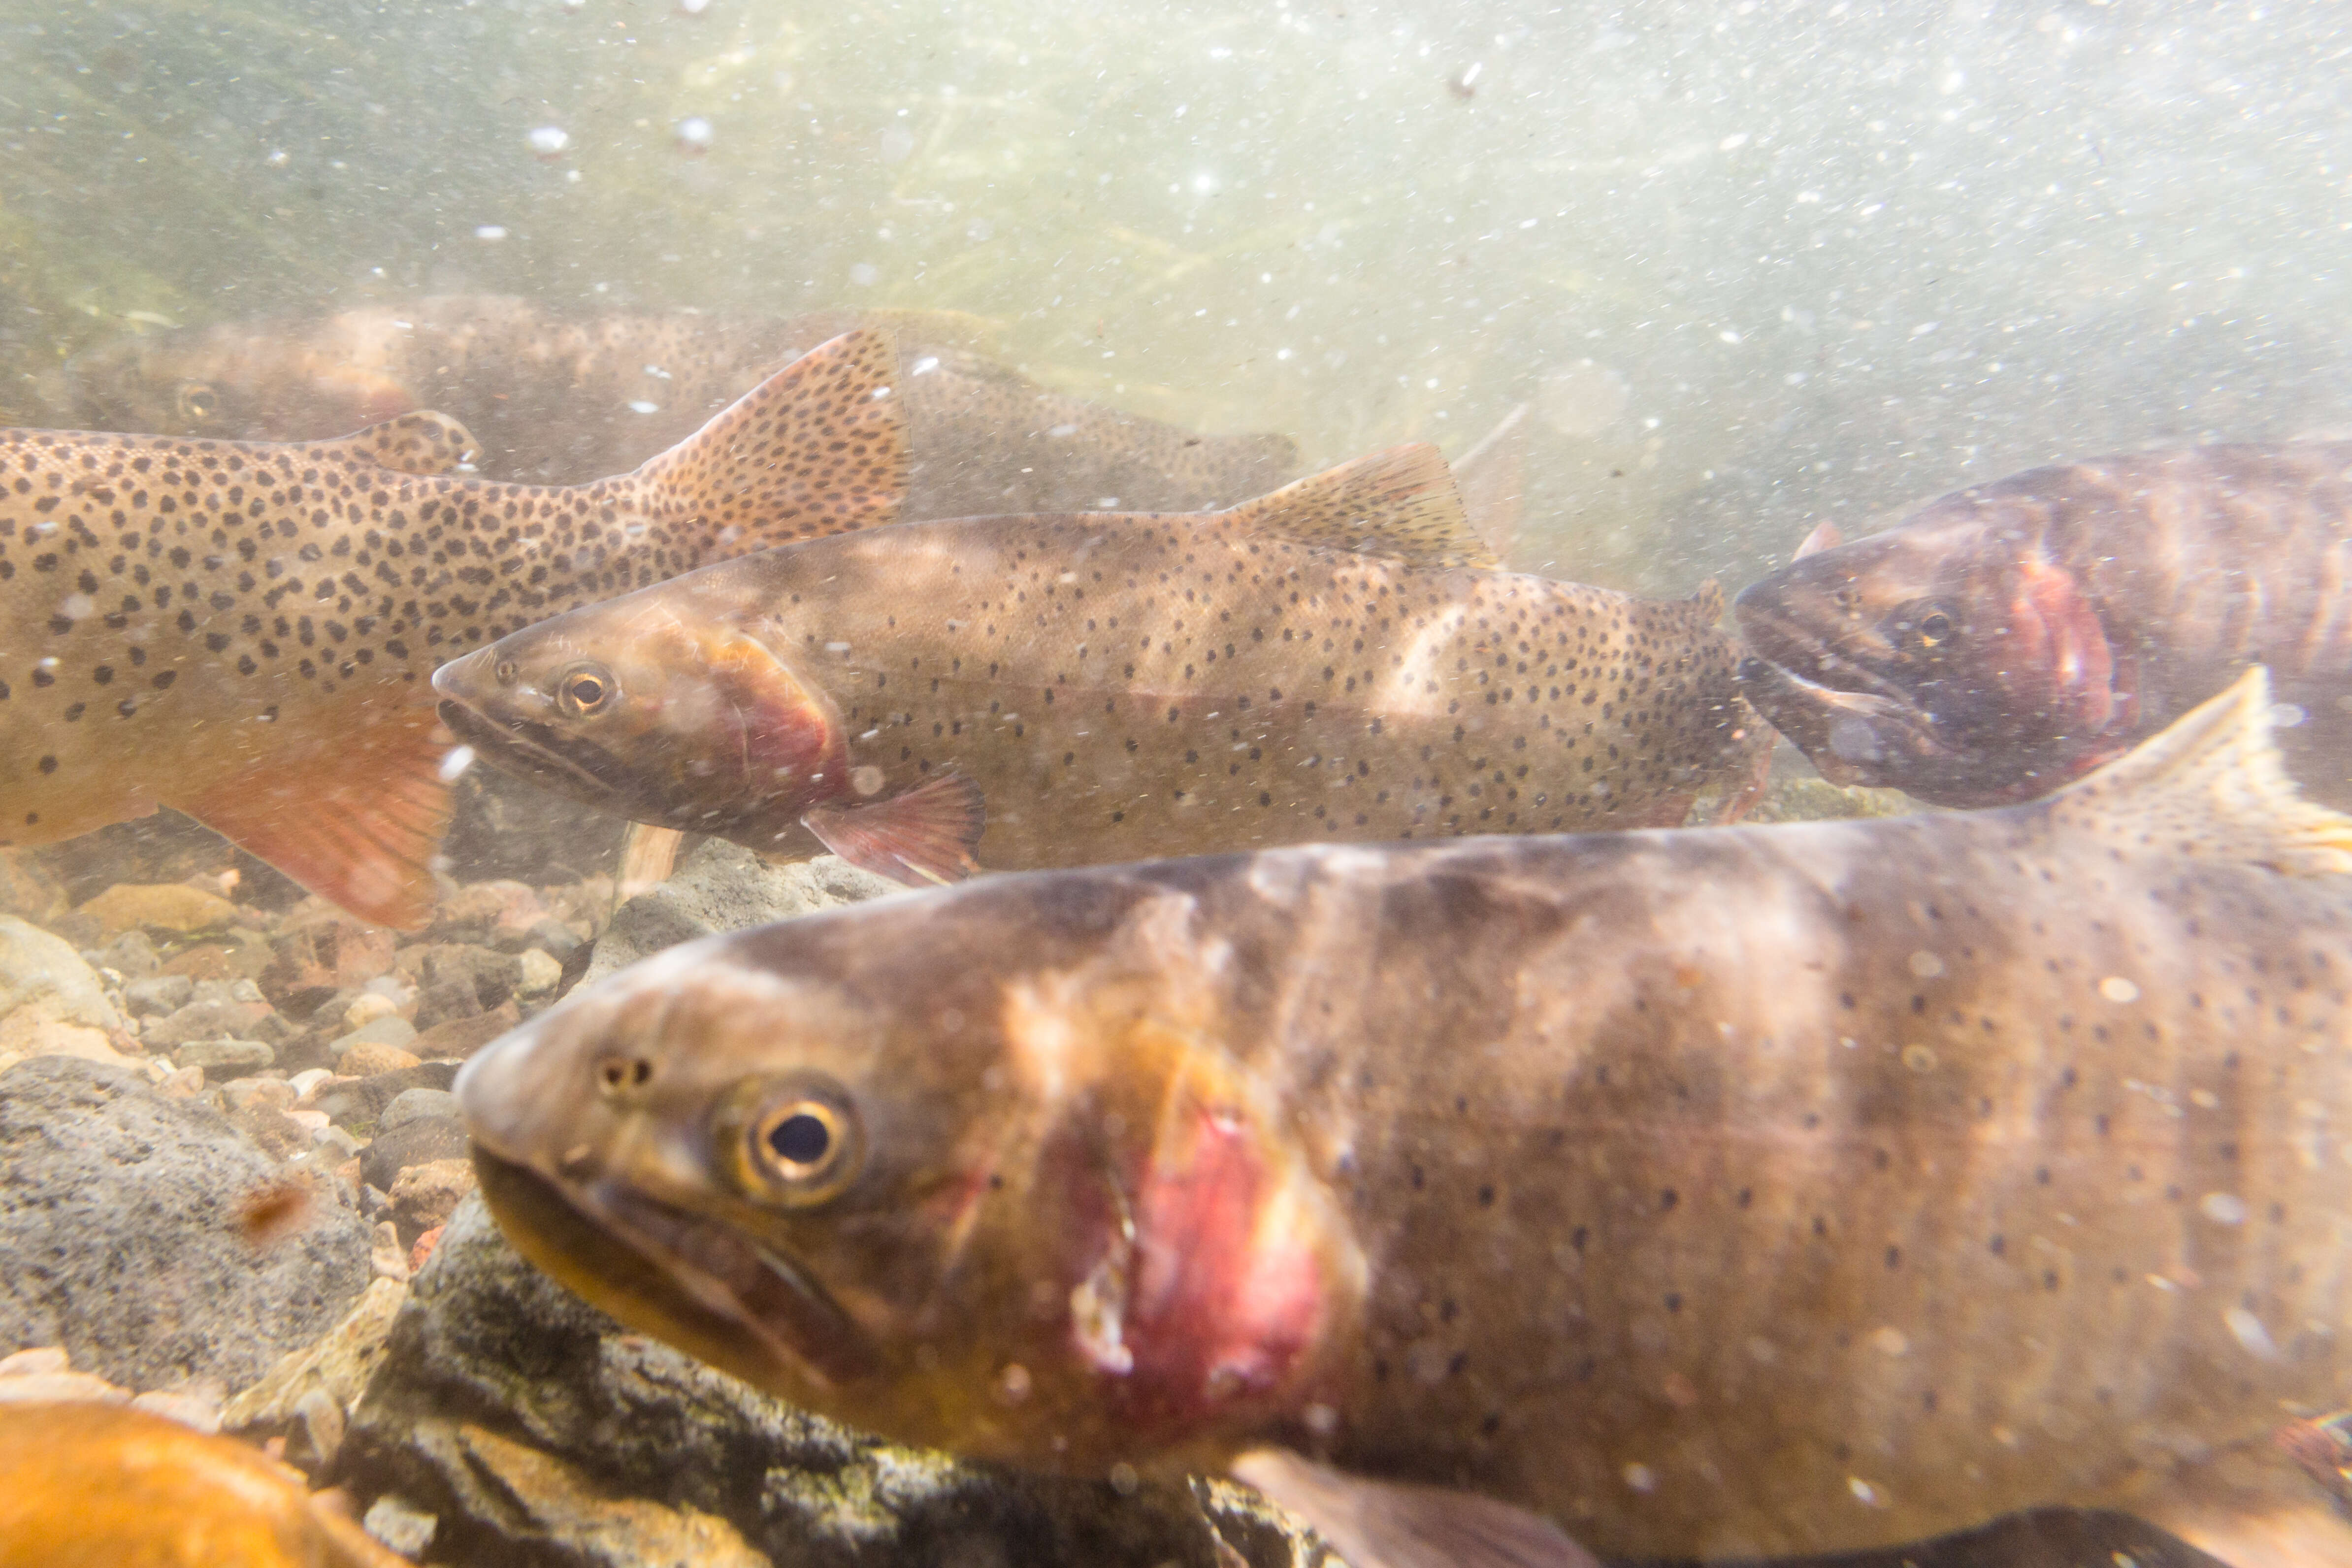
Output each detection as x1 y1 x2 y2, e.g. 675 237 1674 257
631 328 909 547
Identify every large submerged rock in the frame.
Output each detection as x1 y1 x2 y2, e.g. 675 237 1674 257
582 844 901 986
343 1194 1318 1568
0 1056 371 1392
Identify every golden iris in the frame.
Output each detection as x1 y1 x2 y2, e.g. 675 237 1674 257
555 661 618 717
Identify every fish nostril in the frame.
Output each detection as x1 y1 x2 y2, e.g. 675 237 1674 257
495 658 519 686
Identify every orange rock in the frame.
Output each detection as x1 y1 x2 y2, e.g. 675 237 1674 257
409 1224 446 1272
0 1401 409 1566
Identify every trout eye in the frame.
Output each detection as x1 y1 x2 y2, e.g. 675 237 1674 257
174 382 219 425
555 661 618 717
1894 600 1962 653
723 1075 863 1208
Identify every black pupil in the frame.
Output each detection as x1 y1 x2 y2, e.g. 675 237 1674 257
1921 615 1949 641
769 1111 831 1167
571 677 601 702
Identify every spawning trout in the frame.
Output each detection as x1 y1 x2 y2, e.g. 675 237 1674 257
60 294 1298 511
1734 440 2352 808
457 668 2352 1567
430 446 1762 885
0 329 904 928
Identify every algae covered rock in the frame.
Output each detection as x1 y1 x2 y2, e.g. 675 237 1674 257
343 1193 1319 1568
582 844 902 985
0 1057 371 1392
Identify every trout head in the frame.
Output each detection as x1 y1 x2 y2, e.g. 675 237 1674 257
1733 500 2135 805
456 880 1360 1474
65 330 416 441
432 589 846 842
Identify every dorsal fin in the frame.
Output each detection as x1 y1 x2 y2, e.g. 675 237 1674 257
2045 666 2352 874
1453 403 1530 559
629 328 907 547
308 411 478 476
1688 579 1726 622
1221 444 1500 569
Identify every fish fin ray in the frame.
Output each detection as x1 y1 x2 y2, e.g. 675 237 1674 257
631 327 908 547
1230 1449 1599 1568
303 411 478 475
802 772 984 887
171 706 452 930
1688 577 1726 623
1793 519 1844 559
1221 444 1500 569
2048 665 2352 874
1453 403 1530 560
2122 1433 2352 1568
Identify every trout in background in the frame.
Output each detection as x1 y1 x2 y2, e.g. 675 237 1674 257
457 669 2352 1568
60 294 1299 513
1735 440 2352 807
0 330 904 928
433 446 1763 885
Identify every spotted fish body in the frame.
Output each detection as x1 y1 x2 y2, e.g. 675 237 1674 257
457 670 2352 1564
61 294 1299 512
0 330 905 926
1735 440 2352 808
432 447 1761 882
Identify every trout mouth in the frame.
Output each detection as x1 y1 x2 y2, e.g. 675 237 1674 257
1733 652 1950 787
436 698 643 809
470 1145 883 1393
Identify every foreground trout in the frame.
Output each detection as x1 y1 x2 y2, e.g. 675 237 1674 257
0 330 903 926
61 294 1298 510
1735 440 2352 807
432 447 1759 883
458 669 2352 1568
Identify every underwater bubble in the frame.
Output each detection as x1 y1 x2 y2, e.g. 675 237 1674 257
676 0 710 13
2223 1306 2281 1361
527 126 570 160
627 400 659 414
2270 702 2309 728
2200 1192 2248 1225
264 148 289 167
675 116 715 156
437 745 476 783
911 356 941 376
1537 359 1631 436
474 225 508 241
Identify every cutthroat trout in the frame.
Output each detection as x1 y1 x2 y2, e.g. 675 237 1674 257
1734 440 2352 807
457 668 2352 1567
431 446 1761 884
0 330 904 927
60 294 1298 510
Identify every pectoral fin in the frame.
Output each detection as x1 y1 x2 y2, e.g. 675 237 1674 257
305 411 479 475
1230 1449 1599 1568
173 705 453 930
801 772 985 887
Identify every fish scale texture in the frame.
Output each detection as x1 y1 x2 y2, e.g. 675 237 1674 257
342 1193 1322 1568
0 1056 370 1391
